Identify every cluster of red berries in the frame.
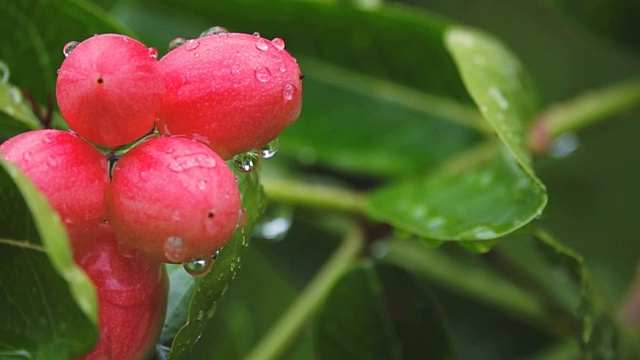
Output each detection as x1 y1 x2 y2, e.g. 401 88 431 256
1 29 302 359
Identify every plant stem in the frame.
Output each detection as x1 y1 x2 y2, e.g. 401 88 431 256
245 224 364 360
528 81 640 153
261 177 367 215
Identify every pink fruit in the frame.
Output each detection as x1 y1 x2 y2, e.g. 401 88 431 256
56 34 165 148
0 129 109 250
157 32 303 159
75 225 167 360
109 136 241 263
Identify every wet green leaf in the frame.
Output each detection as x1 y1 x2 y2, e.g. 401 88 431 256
367 148 546 241
0 159 98 359
168 171 266 360
0 64 41 139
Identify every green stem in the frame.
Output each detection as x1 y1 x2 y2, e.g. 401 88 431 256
245 224 364 360
261 177 367 215
529 81 640 153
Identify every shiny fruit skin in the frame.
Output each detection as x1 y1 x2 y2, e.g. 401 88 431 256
109 136 241 263
0 129 109 250
74 225 168 360
157 33 302 159
56 34 165 148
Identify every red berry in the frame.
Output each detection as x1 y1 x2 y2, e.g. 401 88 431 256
75 225 167 360
0 129 109 250
157 33 303 159
109 136 241 263
56 34 165 148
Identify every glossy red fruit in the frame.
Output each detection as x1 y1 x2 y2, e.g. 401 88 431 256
75 225 168 360
157 33 303 159
0 129 109 250
56 34 165 148
110 136 241 263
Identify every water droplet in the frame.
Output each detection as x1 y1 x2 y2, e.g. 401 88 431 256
253 32 261 37
185 39 200 51
271 38 285 50
183 256 213 277
63 41 79 57
255 38 269 51
22 151 32 161
282 83 295 101
194 52 200 58
260 138 279 159
232 150 261 173
207 305 217 318
42 136 52 144
200 26 229 37
237 208 248 227
46 156 59 168
279 63 287 73
549 133 579 159
254 204 293 242
169 37 186 51
148 47 158 59
169 153 216 172
197 310 204 320
254 66 271 83
221 283 230 296
164 236 187 263
230 64 241 75
0 61 9 83
197 180 207 190
117 242 136 258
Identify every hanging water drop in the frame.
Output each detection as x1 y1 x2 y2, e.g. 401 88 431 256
232 150 261 173
254 204 293 242
254 66 271 83
0 61 9 83
63 41 79 57
148 47 158 59
183 255 213 277
260 138 279 159
271 38 285 50
282 83 295 101
255 38 269 51
164 236 187 263
200 26 229 37
168 37 187 51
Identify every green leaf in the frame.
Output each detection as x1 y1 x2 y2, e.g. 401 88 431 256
168 171 266 360
444 26 538 175
0 63 41 139
532 230 625 359
0 159 98 359
367 147 547 240
113 0 484 177
313 262 455 359
0 0 132 104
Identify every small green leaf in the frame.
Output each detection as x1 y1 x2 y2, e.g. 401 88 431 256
445 26 538 175
0 159 98 359
168 171 266 360
367 147 546 241
533 230 622 359
313 262 455 359
0 63 41 139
